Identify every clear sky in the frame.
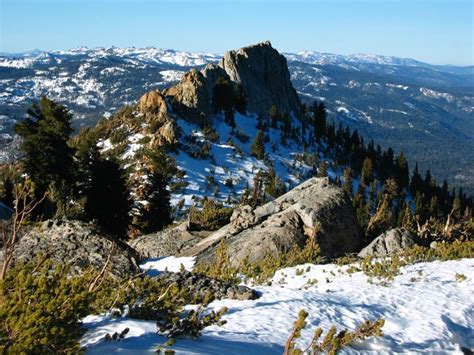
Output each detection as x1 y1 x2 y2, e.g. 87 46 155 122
1 0 473 65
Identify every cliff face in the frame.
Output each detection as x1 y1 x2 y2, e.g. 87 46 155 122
163 41 301 120
218 41 301 117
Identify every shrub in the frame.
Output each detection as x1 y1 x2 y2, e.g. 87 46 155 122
188 199 233 231
224 178 234 188
284 310 384 355
1 258 230 354
0 260 95 354
109 126 129 145
202 125 220 143
196 231 322 285
233 128 250 143
356 239 474 283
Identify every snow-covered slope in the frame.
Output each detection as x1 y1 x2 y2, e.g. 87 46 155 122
81 256 474 354
99 110 318 210
1 46 473 194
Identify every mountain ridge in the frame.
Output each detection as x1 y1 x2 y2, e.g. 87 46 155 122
1 44 472 194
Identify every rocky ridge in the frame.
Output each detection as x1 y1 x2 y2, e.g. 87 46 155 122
164 41 301 121
132 178 363 267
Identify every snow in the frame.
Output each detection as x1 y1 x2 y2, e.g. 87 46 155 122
160 70 185 82
169 112 313 208
140 256 195 275
82 257 474 354
420 88 455 102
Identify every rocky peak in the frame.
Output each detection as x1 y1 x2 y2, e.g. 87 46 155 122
218 41 301 116
163 41 301 121
138 90 177 147
163 69 210 124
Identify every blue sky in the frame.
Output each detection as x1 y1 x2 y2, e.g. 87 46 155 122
1 0 472 65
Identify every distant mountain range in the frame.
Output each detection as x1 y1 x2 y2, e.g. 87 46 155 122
1 46 472 194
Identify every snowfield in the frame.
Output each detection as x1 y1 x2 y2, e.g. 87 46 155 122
81 257 474 354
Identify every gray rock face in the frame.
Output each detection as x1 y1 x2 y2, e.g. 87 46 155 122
5 219 140 278
182 177 362 267
164 41 301 120
128 222 205 260
164 69 211 123
218 41 301 117
358 228 419 258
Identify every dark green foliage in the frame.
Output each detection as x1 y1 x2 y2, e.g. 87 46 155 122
132 147 177 234
189 199 233 231
1 257 231 354
74 129 131 237
342 167 353 196
268 105 280 129
85 156 131 237
0 177 14 209
251 130 265 159
361 157 373 185
233 83 247 114
264 168 286 198
15 96 75 216
317 161 328 178
311 101 327 142
202 125 220 143
212 78 247 124
182 135 212 160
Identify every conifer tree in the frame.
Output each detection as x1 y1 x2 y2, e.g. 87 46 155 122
395 152 409 190
74 129 131 238
131 148 176 234
342 167 353 195
401 204 416 232
0 178 14 209
15 96 74 215
233 83 247 114
410 163 422 194
268 105 280 129
311 101 327 142
361 157 373 185
251 130 265 159
317 161 328 178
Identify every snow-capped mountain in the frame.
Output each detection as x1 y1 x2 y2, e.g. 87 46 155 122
0 46 473 194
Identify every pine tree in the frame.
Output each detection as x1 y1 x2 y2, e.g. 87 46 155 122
410 163 423 195
15 96 74 215
0 178 14 209
361 157 373 185
74 129 131 238
131 148 176 234
311 101 327 142
212 77 234 114
317 161 328 178
251 130 265 159
233 83 247 114
342 167 353 195
401 204 416 233
395 152 409 190
85 155 131 238
268 105 280 129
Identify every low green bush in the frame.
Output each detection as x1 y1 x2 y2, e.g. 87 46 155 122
188 199 233 231
1 258 229 354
